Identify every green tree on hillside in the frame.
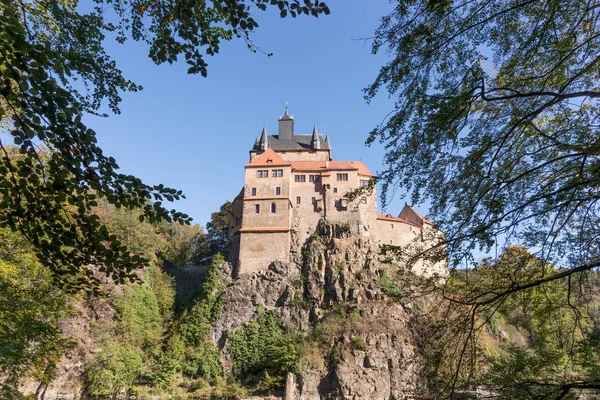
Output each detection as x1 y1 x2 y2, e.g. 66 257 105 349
367 0 600 395
0 228 72 399
0 0 330 292
206 201 233 257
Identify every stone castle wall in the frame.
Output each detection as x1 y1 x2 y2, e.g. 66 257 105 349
237 231 290 276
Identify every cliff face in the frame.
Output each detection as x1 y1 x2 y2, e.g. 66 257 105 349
213 219 423 399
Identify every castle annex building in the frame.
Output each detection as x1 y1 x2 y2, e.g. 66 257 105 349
229 109 444 277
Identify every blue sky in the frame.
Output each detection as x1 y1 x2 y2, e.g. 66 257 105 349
86 0 411 227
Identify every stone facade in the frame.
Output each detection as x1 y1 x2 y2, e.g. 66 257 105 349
229 110 446 277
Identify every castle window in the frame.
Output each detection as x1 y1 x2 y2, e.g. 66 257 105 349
271 203 276 213
255 204 260 213
296 196 301 205
336 173 348 181
312 197 316 204
309 175 320 183
334 188 338 193
251 188 256 196
294 175 306 182
276 187 281 195
272 169 283 177
360 179 370 187
360 197 367 204
257 170 269 178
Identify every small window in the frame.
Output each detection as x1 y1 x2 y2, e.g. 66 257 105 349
272 169 283 177
360 197 367 204
309 175 320 183
296 196 301 205
251 188 256 196
311 197 316 204
271 203 276 213
360 179 370 187
294 175 306 183
334 188 338 193
336 173 348 181
276 187 281 195
255 204 260 213
257 170 269 178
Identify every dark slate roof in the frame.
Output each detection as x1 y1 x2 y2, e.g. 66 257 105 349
251 134 331 151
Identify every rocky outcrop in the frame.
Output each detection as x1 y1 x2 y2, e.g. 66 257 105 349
213 219 424 399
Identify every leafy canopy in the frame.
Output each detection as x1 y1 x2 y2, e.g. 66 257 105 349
0 0 329 292
366 0 600 395
367 0 600 271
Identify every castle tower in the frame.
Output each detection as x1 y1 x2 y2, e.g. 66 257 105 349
278 105 294 140
311 123 320 149
259 124 268 151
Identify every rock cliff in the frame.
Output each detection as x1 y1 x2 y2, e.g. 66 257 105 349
213 219 424 399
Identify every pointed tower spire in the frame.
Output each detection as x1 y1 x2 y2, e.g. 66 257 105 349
324 132 330 148
259 124 268 151
311 123 320 149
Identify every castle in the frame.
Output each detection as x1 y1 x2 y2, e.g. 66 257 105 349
229 108 445 277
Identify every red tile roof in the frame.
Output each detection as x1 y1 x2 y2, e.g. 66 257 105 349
291 160 374 177
246 148 291 167
376 214 422 228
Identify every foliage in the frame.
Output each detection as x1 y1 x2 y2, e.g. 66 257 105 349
179 255 227 346
367 0 600 270
228 309 300 388
84 345 142 396
146 263 176 323
0 228 72 397
366 0 600 394
414 246 600 397
182 341 224 381
350 337 367 352
161 222 209 266
175 255 228 381
148 334 185 391
115 284 162 355
378 273 404 303
0 0 330 292
205 201 233 257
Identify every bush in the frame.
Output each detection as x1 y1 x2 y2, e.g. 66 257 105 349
228 310 301 388
115 284 162 355
351 337 367 351
85 345 142 396
379 274 404 303
148 334 185 390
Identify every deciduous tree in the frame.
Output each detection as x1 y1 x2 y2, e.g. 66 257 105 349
0 0 330 292
367 0 600 396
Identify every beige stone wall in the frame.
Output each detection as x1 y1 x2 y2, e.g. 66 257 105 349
289 174 325 244
372 219 447 278
244 165 292 199
277 150 330 162
237 231 290 275
249 149 330 163
242 165 292 230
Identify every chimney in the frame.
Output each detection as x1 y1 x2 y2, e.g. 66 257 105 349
278 104 294 140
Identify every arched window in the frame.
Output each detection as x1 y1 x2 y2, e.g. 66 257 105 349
271 203 276 213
